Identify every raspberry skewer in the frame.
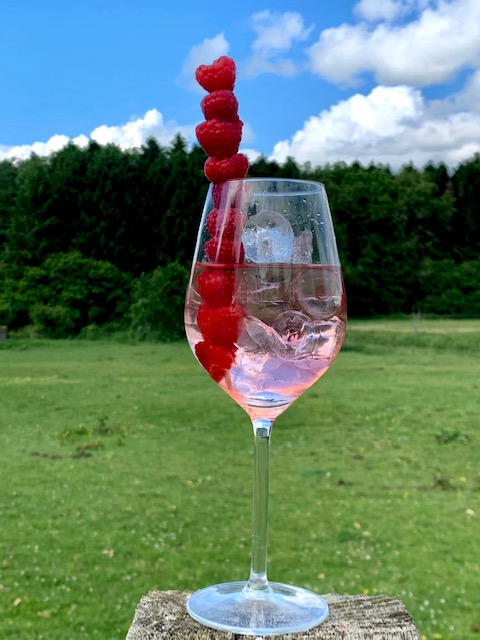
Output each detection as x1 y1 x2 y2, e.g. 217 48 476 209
193 55 250 382
195 55 249 184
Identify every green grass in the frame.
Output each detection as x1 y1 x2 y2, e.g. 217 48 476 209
0 321 479 639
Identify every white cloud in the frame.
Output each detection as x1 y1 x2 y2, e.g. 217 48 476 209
0 134 89 162
309 0 480 86
355 0 406 22
270 82 480 170
90 108 194 148
0 109 196 162
251 10 314 55
241 147 263 164
354 0 433 22
178 33 230 91
245 10 314 77
451 69 480 113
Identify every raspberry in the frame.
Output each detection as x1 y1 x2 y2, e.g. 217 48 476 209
195 56 236 93
195 340 235 383
211 182 251 209
204 153 249 184
197 268 236 307
197 304 245 346
206 208 247 238
196 119 243 160
205 236 245 264
212 183 226 208
201 90 239 121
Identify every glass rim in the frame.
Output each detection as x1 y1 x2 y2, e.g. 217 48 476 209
211 177 327 196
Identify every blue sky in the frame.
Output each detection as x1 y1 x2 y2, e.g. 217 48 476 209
1 0 480 170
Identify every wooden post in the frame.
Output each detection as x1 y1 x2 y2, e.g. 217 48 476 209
126 590 420 639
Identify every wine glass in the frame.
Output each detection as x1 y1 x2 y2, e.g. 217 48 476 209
184 178 346 635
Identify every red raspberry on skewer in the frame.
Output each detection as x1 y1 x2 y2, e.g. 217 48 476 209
212 183 226 208
195 340 235 383
197 304 245 347
195 56 236 92
197 269 236 307
206 208 247 238
192 55 250 383
201 90 239 121
196 119 243 160
205 236 245 264
211 182 250 209
195 55 249 185
204 153 249 184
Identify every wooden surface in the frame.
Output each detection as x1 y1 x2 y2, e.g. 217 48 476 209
126 590 420 639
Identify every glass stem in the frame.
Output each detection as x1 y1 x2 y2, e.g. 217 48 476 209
244 418 273 596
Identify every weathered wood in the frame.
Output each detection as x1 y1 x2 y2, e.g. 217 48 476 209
126 590 420 640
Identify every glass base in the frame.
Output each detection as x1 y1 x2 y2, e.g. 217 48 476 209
186 581 329 636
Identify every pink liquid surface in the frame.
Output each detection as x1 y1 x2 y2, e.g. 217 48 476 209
185 263 347 421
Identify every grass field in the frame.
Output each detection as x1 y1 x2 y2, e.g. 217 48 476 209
0 318 479 639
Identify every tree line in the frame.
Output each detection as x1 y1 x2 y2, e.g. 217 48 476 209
0 136 479 338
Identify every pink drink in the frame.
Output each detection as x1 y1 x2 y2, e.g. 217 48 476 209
185 262 346 421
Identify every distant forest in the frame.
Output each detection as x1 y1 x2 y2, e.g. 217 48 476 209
0 136 479 338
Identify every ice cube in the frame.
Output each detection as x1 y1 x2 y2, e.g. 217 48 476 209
292 229 313 264
272 310 321 357
237 266 292 321
296 269 343 320
243 315 294 357
300 295 342 320
241 310 331 361
274 310 332 357
272 311 311 346
242 209 294 263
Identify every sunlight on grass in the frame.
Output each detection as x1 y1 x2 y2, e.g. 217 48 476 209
349 316 480 334
0 323 479 639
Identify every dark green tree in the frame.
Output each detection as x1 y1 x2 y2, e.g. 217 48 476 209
419 258 480 316
2 138 480 331
0 251 130 335
0 160 17 254
130 261 189 341
395 164 455 262
5 155 53 274
159 137 207 266
249 156 283 178
451 154 480 261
